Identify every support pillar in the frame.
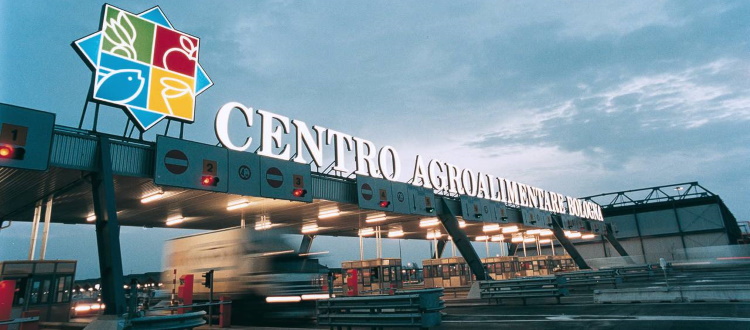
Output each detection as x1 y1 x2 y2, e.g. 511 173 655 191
27 200 42 260
603 224 636 264
431 240 447 259
507 243 518 256
437 199 488 280
551 216 590 269
39 195 53 260
299 234 315 254
91 136 126 316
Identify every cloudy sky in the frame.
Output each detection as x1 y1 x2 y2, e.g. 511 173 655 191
1 1 748 279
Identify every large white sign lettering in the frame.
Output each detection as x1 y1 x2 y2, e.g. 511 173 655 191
215 102 603 221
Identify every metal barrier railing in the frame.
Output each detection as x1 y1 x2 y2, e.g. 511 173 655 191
0 316 40 325
317 288 444 329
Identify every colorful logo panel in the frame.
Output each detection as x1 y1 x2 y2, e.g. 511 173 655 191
74 5 212 131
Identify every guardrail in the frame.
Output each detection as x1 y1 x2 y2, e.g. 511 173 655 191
145 299 232 328
0 316 40 328
442 286 471 298
559 269 622 289
479 276 568 305
608 264 658 282
129 311 206 330
316 288 444 329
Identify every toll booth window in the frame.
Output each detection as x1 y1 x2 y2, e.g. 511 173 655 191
370 267 380 283
435 265 443 278
441 265 450 280
55 275 73 303
29 278 52 304
449 265 458 277
12 278 28 306
395 267 402 282
383 267 391 282
362 269 371 286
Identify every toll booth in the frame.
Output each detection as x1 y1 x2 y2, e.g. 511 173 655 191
341 259 402 295
517 256 553 277
551 256 578 272
0 260 76 323
481 256 519 280
422 257 473 288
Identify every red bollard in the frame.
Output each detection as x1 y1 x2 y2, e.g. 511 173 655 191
177 274 194 314
0 280 15 330
19 310 40 330
219 296 231 328
389 282 397 295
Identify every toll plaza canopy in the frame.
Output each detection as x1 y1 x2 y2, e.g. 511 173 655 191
1 102 623 316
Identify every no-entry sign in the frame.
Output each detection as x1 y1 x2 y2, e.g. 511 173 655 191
164 149 189 174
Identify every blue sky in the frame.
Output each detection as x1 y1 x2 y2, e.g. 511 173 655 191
1 1 748 279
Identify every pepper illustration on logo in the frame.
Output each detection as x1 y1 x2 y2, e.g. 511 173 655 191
73 5 212 131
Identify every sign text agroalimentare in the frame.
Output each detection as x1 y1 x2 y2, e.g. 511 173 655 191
73 4 212 131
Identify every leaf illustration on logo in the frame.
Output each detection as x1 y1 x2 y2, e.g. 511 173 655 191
160 77 193 115
163 35 198 71
103 11 138 59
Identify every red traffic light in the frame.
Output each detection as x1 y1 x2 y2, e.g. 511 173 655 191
379 201 391 208
0 145 24 160
201 175 219 186
292 188 307 197
0 145 11 158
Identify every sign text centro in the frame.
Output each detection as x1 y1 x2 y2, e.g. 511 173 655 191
215 102 603 221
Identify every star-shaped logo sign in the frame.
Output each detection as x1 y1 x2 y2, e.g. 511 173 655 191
73 4 212 131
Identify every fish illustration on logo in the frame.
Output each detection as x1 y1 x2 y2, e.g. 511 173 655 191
73 4 212 131
94 69 145 103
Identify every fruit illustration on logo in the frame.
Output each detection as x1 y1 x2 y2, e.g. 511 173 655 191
73 5 212 131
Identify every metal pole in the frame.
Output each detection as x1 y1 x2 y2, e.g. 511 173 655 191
209 271 214 328
551 240 556 256
434 238 439 259
485 240 489 258
522 238 527 257
359 234 364 260
39 195 54 260
376 226 382 259
28 200 42 260
398 239 402 260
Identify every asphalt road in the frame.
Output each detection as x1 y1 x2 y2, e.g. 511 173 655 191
439 302 750 330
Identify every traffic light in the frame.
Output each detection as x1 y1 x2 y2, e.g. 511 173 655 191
0 145 24 160
201 175 219 186
292 188 307 197
379 201 391 208
202 270 214 288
